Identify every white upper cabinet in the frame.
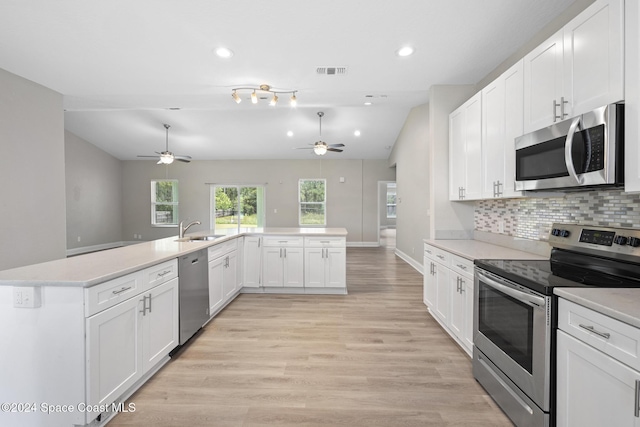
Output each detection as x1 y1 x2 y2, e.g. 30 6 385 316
524 0 624 134
625 0 640 192
481 60 524 199
449 92 482 201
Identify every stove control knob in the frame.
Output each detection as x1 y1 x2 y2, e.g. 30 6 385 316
559 229 571 238
627 237 640 247
614 235 628 245
551 228 560 236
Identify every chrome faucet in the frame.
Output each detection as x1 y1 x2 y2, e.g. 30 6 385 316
179 220 201 238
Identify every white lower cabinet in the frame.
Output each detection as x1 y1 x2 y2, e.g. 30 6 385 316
557 298 640 427
263 246 304 287
209 243 240 316
423 243 474 356
304 237 346 289
86 275 179 411
243 236 262 287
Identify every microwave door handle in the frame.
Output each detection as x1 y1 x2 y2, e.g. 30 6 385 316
564 116 584 185
477 271 545 308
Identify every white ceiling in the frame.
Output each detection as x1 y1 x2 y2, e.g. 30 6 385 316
0 0 576 160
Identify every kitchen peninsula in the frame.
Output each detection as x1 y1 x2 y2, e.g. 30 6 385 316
0 227 347 427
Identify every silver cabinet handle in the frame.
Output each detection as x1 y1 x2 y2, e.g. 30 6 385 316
147 293 152 313
635 380 640 418
459 278 465 293
112 286 132 295
553 99 561 122
456 264 467 270
578 324 610 339
156 270 171 278
258 238 261 248
139 294 149 315
436 255 445 260
456 277 461 292
284 248 287 258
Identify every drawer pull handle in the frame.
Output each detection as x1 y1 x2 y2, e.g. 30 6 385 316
157 270 171 278
578 324 610 339
456 264 467 270
112 286 132 295
436 255 445 260
635 380 640 418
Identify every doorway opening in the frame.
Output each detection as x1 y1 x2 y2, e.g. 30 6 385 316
378 181 396 249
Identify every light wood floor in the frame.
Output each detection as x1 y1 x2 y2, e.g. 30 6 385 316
110 247 512 427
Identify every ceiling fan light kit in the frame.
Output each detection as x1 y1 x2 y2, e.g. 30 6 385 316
137 124 192 165
232 84 298 106
294 112 345 156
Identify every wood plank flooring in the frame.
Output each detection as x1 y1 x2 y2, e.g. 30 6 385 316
110 247 512 426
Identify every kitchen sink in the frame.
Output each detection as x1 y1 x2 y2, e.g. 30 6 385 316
176 235 224 242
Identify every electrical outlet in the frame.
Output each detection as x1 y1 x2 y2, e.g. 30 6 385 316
274 209 277 214
77 236 81 242
498 220 505 234
13 287 41 308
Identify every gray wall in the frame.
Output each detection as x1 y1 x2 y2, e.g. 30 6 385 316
0 68 66 270
388 103 430 264
65 130 123 250
121 159 395 245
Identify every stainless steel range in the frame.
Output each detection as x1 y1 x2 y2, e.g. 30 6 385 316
473 223 640 427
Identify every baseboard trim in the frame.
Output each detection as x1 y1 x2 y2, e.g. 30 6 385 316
347 241 379 248
394 248 424 274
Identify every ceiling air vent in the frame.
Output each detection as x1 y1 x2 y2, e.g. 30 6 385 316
316 66 348 76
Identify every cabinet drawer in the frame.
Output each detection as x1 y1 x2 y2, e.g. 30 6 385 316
208 239 238 261
85 271 143 317
262 235 304 247
432 247 451 267
424 244 437 261
558 298 640 372
450 254 473 278
304 236 345 248
142 259 178 291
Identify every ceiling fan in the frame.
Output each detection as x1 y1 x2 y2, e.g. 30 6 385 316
295 112 345 155
137 124 192 164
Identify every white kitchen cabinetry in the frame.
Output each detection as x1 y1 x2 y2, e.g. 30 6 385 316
523 0 623 133
262 236 304 287
304 237 346 289
86 263 179 412
423 243 473 356
557 299 640 427
625 0 640 192
243 236 262 287
482 60 524 199
208 239 240 316
449 92 482 201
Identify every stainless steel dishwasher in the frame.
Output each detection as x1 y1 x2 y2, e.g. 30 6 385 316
178 249 209 345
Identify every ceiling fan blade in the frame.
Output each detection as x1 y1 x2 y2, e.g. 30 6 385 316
327 148 343 152
328 143 345 148
175 158 191 163
174 155 192 160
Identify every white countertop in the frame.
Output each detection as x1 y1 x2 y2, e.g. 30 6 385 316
554 288 640 329
424 239 548 261
0 227 347 288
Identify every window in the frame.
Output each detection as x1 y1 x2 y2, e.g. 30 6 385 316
299 179 326 225
151 180 178 226
211 185 265 232
386 183 397 219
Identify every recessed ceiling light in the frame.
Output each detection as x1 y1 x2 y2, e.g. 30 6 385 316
364 102 372 106
354 130 361 137
215 47 234 58
287 131 294 137
396 46 415 57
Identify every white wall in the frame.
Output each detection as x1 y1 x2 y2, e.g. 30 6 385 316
121 159 395 245
65 130 123 251
388 103 430 264
0 68 66 270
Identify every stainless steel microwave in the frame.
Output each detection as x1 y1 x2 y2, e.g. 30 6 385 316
515 104 624 191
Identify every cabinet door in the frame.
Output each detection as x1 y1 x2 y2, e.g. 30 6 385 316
523 29 564 133
243 236 262 287
461 276 474 352
563 0 624 117
556 331 640 427
449 274 464 339
208 257 224 314
502 60 524 198
626 0 640 192
283 247 304 287
423 259 436 309
481 77 506 199
449 107 466 200
86 296 143 407
433 263 450 323
325 248 346 288
223 251 238 298
463 93 482 200
263 247 284 287
142 278 179 372
304 247 325 288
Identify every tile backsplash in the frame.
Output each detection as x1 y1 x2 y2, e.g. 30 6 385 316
475 189 640 240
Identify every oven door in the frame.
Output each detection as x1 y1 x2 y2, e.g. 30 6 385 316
473 268 552 411
514 103 621 191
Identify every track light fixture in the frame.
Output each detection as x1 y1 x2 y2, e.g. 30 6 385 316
231 84 298 106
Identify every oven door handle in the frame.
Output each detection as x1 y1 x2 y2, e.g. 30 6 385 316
564 116 584 185
477 271 545 308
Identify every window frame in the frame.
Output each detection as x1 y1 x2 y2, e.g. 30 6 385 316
151 179 179 227
386 183 397 219
210 185 266 233
298 178 327 226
